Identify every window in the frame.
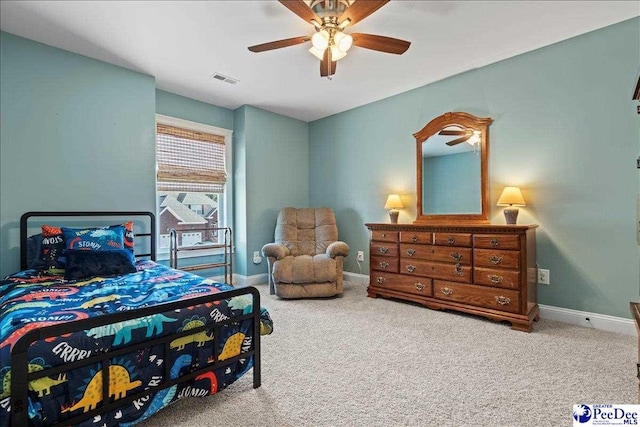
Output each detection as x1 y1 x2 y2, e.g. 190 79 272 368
155 115 232 256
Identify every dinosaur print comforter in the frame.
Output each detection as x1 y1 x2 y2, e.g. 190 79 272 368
0 261 273 427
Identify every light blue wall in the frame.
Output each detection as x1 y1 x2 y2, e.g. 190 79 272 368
156 89 233 130
3 18 638 320
233 106 249 275
0 32 156 277
234 105 309 276
309 18 640 319
423 151 481 214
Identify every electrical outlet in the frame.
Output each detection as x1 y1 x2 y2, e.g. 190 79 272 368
538 268 550 285
252 251 262 264
356 251 364 262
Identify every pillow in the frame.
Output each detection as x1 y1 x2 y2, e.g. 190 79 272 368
38 225 66 272
123 221 135 252
64 249 137 281
62 224 126 252
26 233 43 269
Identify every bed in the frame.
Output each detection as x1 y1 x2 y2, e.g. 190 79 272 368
0 211 273 427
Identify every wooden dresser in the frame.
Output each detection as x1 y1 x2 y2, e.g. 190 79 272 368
366 223 538 332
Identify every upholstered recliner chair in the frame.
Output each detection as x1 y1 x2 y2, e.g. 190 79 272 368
262 207 349 298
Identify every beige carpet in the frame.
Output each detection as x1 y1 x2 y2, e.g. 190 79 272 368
139 281 635 427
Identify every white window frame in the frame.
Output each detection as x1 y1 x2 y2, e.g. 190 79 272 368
155 114 233 260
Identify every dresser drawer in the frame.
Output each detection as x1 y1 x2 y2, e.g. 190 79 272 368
474 249 520 269
399 231 432 244
474 267 520 289
371 272 432 297
400 259 472 283
400 244 471 265
371 243 398 257
433 233 472 247
371 230 399 243
371 255 399 273
433 281 520 314
474 234 520 250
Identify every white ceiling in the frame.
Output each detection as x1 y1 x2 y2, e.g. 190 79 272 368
1 1 638 122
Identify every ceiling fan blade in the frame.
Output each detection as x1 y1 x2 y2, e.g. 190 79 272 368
320 48 336 77
279 0 321 26
351 33 411 55
248 36 311 53
439 130 472 136
339 0 389 27
446 136 470 146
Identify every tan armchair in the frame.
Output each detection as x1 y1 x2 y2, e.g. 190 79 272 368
262 207 349 298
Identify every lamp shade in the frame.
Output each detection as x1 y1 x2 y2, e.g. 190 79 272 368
497 187 526 206
311 30 330 51
308 46 326 60
384 194 404 209
334 31 353 52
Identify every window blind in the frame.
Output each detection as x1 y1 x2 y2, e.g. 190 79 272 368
156 124 226 193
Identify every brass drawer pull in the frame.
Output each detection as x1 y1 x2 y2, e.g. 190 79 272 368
415 283 425 291
441 287 453 295
406 249 416 257
490 238 499 247
447 237 455 245
381 233 386 238
379 247 389 254
411 235 418 242
451 252 463 262
376 276 385 284
489 255 503 265
406 265 416 273
455 263 464 276
379 261 389 269
495 295 510 305
488 274 503 284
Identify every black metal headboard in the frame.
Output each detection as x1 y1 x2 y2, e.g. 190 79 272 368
20 211 156 270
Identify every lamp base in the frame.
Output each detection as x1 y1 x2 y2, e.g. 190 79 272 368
389 209 399 224
503 208 520 225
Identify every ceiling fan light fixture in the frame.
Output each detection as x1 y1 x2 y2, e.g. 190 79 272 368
308 46 326 60
248 0 410 78
467 130 482 146
334 31 353 52
330 45 347 61
311 29 330 50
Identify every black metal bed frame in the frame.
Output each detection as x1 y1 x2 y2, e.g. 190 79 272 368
10 212 261 427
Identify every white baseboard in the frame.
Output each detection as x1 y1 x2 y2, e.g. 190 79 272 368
342 272 634 336
236 273 269 287
538 304 635 336
209 273 268 287
343 271 370 285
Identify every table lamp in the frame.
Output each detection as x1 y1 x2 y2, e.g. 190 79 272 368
384 194 403 224
497 186 526 224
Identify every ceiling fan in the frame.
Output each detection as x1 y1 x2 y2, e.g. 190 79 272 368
248 0 411 78
438 129 482 146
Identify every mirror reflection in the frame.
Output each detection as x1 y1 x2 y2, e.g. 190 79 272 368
422 125 482 215
413 111 492 224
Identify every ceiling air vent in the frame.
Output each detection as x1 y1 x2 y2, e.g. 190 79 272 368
210 73 239 85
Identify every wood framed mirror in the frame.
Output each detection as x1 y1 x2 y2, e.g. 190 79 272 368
413 112 493 224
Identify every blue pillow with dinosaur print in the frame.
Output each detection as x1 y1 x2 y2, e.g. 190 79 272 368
62 224 126 252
